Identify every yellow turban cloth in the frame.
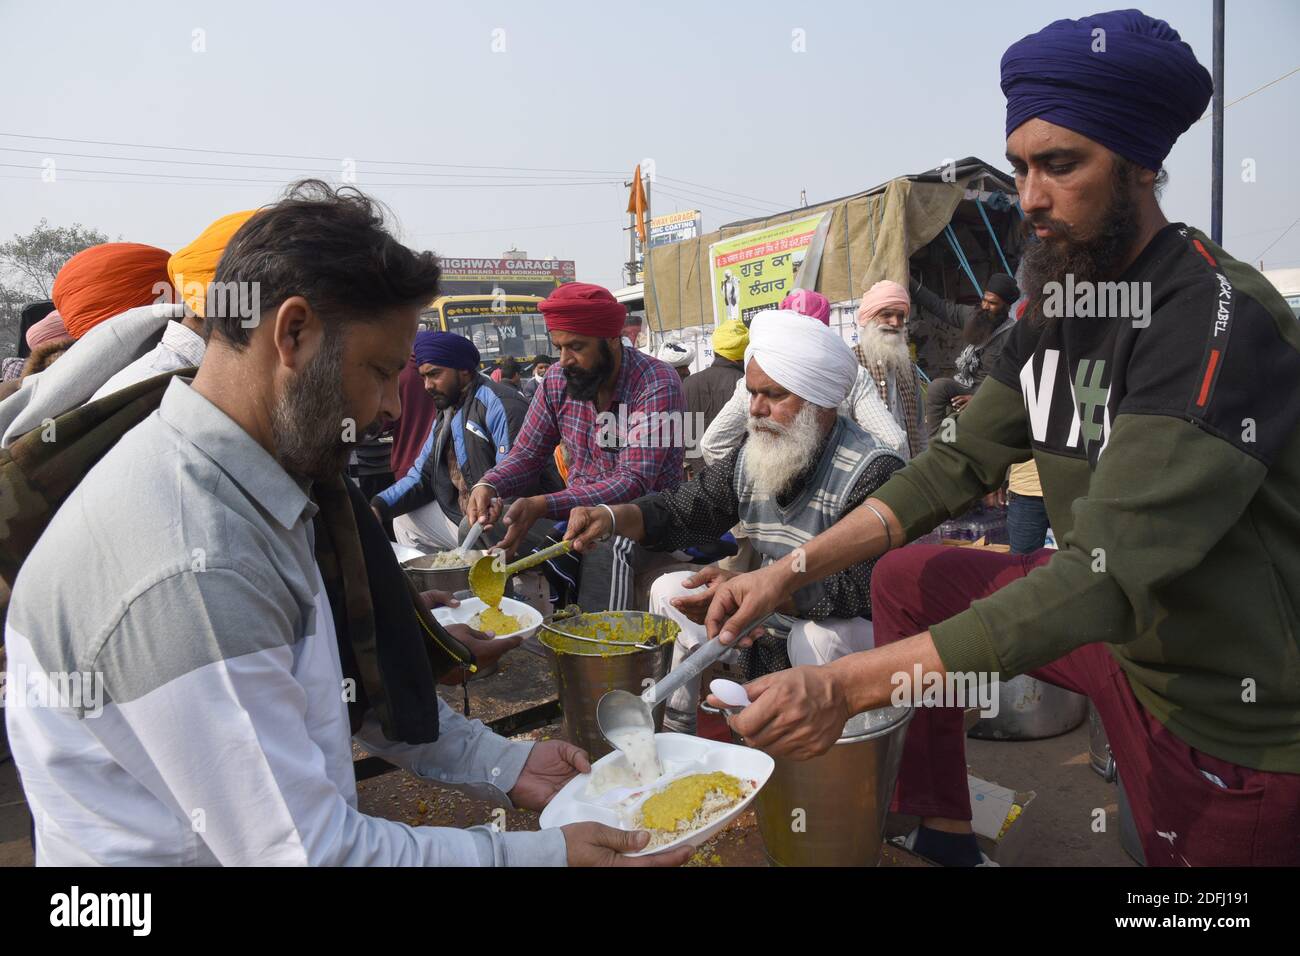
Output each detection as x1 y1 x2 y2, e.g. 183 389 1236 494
712 319 749 362
167 209 259 316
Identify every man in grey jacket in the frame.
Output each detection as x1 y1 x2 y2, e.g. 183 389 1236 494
909 272 1019 435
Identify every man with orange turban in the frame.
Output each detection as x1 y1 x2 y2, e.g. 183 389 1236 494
52 243 171 340
89 210 258 401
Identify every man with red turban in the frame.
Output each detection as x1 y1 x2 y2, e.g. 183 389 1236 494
467 282 686 611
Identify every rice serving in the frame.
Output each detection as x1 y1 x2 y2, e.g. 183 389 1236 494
423 549 483 570
635 771 754 849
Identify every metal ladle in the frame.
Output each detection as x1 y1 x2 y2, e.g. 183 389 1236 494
468 539 573 607
596 634 736 758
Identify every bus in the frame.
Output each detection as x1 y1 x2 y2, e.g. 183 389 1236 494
420 294 551 368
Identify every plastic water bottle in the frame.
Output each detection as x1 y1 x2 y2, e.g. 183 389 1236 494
1043 527 1058 550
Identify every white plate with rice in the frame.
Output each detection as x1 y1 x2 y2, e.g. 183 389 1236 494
430 596 542 641
538 733 774 857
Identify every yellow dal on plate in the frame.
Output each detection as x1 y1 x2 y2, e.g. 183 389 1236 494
471 607 523 634
639 771 747 832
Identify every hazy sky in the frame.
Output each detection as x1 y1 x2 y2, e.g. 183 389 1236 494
3 0 1297 291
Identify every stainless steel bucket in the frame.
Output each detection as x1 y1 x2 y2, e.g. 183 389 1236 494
400 553 476 595
538 612 678 760
968 675 1088 741
750 705 913 867
1087 701 1116 780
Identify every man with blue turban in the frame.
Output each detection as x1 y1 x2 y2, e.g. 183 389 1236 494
696 10 1300 867
372 330 559 553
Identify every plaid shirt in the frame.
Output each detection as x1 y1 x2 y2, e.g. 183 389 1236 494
480 346 686 518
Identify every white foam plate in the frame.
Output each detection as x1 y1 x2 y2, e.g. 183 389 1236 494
431 596 542 641
538 733 774 857
391 542 425 565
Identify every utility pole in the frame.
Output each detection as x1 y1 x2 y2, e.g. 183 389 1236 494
1211 0 1225 244
624 177 638 287
642 170 663 340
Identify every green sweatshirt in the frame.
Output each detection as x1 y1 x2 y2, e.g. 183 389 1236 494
872 224 1300 773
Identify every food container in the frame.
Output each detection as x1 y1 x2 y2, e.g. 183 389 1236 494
431 596 543 641
538 733 774 856
1087 701 1116 780
748 705 913 867
400 552 478 595
967 675 1088 741
538 611 677 760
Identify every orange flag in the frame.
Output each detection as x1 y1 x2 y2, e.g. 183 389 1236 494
627 165 648 242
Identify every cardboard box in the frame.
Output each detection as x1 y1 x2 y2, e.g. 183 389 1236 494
968 774 1037 865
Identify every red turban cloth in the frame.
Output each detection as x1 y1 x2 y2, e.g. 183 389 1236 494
53 242 172 339
539 282 625 338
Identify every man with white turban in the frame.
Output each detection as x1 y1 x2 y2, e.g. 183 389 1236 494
563 311 905 732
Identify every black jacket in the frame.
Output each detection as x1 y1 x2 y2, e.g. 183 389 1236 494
683 355 744 455
911 280 1015 388
371 373 558 523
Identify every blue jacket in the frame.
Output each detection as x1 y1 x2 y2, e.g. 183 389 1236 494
372 373 554 522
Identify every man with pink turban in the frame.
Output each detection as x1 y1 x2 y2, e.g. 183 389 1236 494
854 280 927 458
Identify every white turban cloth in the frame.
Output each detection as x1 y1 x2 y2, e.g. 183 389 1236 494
744 309 858 409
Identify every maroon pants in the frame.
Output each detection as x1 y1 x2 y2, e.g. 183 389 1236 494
871 543 1300 866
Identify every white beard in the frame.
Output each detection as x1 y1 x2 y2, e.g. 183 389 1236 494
856 322 911 374
744 402 827 497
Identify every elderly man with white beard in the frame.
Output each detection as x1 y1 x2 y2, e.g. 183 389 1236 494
564 311 905 732
854 280 928 460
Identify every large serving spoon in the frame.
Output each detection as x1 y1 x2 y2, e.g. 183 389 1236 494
468 539 573 607
455 518 488 559
596 634 736 761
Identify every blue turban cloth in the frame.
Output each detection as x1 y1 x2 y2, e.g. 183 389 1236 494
413 330 479 371
1001 9 1213 171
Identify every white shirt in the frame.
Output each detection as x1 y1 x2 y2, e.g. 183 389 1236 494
5 379 568 866
89 320 207 402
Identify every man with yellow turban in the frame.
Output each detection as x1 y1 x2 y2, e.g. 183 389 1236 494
681 319 748 471
89 210 258 401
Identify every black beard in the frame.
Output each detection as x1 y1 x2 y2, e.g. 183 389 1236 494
429 380 463 410
1018 162 1141 329
563 340 615 402
962 309 1002 345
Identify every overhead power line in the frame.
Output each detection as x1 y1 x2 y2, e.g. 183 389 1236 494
0 131 627 176
0 146 620 181
0 161 622 188
1193 65 1299 124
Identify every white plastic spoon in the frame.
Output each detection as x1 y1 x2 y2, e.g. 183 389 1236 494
709 678 751 716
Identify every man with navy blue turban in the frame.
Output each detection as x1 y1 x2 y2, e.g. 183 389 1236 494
373 330 559 553
696 10 1300 867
